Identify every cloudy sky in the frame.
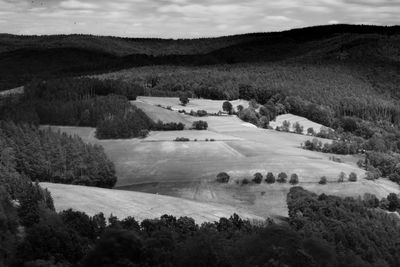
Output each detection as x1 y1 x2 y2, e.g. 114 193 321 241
0 0 399 38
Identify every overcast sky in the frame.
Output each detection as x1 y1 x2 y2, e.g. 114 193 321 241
1 0 399 38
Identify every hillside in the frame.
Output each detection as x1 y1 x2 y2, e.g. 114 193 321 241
1 24 399 90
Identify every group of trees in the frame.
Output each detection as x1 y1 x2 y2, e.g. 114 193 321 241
216 172 300 185
0 121 117 187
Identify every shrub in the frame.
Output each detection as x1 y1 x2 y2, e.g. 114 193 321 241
277 172 288 183
307 127 315 135
192 120 208 130
265 172 275 184
319 176 327 185
349 172 357 182
175 137 190 142
197 110 207 117
241 178 250 185
338 172 346 183
216 172 230 183
252 173 263 184
289 174 299 185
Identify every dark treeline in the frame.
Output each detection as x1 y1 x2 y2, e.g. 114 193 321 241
2 183 400 266
0 121 116 187
0 78 159 139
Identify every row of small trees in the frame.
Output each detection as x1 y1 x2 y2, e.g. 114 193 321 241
217 171 359 185
216 172 300 185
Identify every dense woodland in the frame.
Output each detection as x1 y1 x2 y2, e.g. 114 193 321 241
0 121 116 187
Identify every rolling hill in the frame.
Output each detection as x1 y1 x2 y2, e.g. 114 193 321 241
1 24 399 90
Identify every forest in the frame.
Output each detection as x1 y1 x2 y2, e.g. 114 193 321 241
0 121 116 187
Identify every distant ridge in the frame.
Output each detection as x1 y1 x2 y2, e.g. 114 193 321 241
0 24 399 90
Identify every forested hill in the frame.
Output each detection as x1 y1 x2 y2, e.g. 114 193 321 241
1 24 399 90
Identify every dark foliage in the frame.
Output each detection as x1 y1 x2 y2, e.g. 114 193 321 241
0 121 116 187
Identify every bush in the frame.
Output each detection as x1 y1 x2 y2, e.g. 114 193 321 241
265 172 276 184
319 176 327 185
192 120 208 130
289 174 299 185
349 172 357 182
252 173 263 184
338 172 346 183
197 110 207 117
277 172 288 183
241 178 250 185
307 127 315 135
175 137 190 142
216 172 230 183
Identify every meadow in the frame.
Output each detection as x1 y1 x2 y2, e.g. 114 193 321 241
42 96 400 220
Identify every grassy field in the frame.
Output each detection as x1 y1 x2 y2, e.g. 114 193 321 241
136 96 249 114
44 97 400 220
40 182 264 223
269 113 330 134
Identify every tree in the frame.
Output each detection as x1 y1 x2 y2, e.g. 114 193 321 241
179 93 189 106
216 172 230 183
307 127 315 136
237 105 244 112
259 116 270 129
277 172 288 183
281 121 291 132
338 172 346 183
319 176 327 185
293 122 304 134
387 193 400 211
192 121 208 130
252 173 263 184
222 101 233 115
349 172 357 182
265 172 275 184
289 174 299 185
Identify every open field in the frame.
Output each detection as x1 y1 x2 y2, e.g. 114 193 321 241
44 96 400 219
136 96 249 113
269 113 331 134
41 182 264 223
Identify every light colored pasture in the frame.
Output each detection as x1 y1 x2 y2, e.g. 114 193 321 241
269 113 331 134
136 96 249 113
41 182 264 223
43 96 400 220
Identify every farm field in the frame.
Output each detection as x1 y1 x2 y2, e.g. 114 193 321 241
136 96 249 113
44 97 400 220
40 182 264 223
269 113 331 134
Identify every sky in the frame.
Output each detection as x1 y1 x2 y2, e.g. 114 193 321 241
0 0 399 38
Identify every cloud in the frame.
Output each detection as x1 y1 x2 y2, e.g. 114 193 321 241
0 0 398 37
60 0 98 10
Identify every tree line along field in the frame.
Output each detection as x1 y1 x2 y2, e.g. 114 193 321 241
95 61 400 125
43 97 399 219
